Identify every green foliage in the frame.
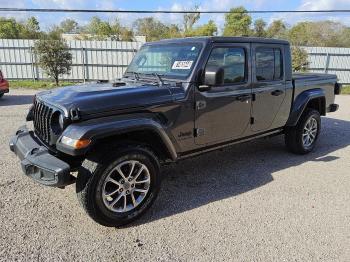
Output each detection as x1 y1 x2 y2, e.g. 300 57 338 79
291 46 309 72
10 80 77 89
341 86 350 94
288 21 350 47
2 7 350 49
223 7 252 36
183 6 200 33
133 17 180 41
266 20 287 39
60 19 79 33
0 18 23 38
254 19 267 37
86 16 113 39
21 17 42 39
185 20 217 37
34 39 72 85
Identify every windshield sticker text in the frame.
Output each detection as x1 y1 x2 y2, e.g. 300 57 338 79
172 61 193 70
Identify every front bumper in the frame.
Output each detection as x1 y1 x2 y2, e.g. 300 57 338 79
9 126 74 187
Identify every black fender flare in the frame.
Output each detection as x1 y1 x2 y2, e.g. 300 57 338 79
57 116 177 160
286 88 325 127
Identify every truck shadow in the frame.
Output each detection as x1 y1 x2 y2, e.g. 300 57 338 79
133 116 350 226
0 94 34 106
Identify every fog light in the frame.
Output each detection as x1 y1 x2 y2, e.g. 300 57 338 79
61 136 91 149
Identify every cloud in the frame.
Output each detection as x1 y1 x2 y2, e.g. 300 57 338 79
299 0 350 10
270 0 350 26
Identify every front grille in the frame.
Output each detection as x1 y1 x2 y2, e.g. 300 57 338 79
33 99 53 144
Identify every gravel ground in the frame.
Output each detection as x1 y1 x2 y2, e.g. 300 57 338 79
0 89 349 261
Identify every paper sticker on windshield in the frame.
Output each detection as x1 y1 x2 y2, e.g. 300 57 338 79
172 60 193 70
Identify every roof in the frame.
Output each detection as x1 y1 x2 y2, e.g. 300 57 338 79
149 36 290 45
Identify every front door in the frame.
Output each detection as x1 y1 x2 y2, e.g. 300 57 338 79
251 44 287 132
195 43 252 145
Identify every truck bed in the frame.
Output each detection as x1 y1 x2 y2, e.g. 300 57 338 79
293 72 337 83
292 72 337 113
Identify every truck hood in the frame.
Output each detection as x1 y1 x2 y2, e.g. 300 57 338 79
37 82 177 117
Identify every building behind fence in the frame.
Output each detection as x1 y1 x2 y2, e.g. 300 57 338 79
0 39 349 84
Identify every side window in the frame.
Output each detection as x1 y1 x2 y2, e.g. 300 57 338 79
206 47 246 84
256 47 283 81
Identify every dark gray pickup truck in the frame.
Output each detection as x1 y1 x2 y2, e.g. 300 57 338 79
9 37 341 226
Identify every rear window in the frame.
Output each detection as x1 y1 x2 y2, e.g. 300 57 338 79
256 48 283 81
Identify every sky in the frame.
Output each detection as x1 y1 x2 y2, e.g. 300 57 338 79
1 0 350 30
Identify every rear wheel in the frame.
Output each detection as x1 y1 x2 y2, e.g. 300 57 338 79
285 109 321 154
76 146 161 227
0 94 3 98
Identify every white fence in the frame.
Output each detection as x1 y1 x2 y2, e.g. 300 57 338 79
303 46 350 84
0 39 349 84
0 39 144 81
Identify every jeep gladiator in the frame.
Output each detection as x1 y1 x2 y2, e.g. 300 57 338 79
9 37 341 226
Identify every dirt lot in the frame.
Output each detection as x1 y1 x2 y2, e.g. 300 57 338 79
0 89 349 261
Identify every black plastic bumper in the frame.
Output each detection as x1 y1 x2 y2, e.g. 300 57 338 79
9 126 73 187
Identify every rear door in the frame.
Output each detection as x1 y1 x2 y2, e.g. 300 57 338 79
251 44 287 132
194 43 252 145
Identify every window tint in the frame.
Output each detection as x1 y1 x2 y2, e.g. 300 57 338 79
256 48 283 81
206 47 246 84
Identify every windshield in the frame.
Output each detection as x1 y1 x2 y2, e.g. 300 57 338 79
126 43 202 79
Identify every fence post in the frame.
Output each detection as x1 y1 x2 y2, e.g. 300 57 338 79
81 47 86 83
29 46 35 81
33 48 40 81
324 53 330 73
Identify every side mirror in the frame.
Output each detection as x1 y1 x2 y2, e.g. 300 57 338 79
198 66 224 92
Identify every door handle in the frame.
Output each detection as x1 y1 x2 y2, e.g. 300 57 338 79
271 90 284 96
236 94 251 102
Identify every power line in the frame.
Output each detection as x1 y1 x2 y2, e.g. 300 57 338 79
0 8 350 14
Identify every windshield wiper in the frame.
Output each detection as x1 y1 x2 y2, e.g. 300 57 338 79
134 72 165 87
132 72 140 81
151 73 164 87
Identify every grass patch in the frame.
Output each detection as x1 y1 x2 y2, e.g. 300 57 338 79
9 80 79 89
341 85 350 95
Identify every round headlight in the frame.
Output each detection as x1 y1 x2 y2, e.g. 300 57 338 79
51 111 65 135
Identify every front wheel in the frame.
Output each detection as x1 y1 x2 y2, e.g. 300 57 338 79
285 109 321 154
76 146 161 227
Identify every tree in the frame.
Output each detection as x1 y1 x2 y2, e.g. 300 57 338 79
266 20 287 39
183 5 200 33
185 20 217 37
21 17 41 39
110 18 134 41
254 19 267 37
288 21 349 47
291 46 309 72
162 24 182 39
86 16 113 39
133 17 175 41
0 18 22 38
34 39 72 85
223 6 252 36
59 19 79 33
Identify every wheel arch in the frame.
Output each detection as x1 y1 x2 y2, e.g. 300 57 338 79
286 88 326 127
59 117 178 162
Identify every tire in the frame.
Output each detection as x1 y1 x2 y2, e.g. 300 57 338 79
285 109 321 154
0 94 3 98
76 146 161 227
